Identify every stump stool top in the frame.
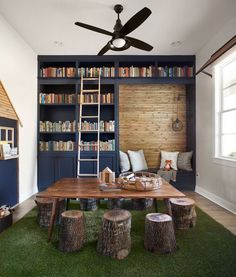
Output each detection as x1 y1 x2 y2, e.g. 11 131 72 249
170 198 195 206
146 213 172 222
61 210 83 219
104 209 131 222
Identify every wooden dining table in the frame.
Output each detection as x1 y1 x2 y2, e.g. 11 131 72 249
36 177 185 242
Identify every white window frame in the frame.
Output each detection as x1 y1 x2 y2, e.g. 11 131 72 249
213 50 236 168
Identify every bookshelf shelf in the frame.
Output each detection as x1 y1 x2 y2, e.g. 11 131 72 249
38 55 195 192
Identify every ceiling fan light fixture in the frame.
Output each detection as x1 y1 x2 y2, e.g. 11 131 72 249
112 38 126 48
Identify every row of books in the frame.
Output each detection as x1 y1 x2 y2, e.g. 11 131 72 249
78 67 115 77
40 66 194 78
39 93 114 104
80 120 115 132
40 67 76 78
39 139 115 151
118 66 155 77
40 120 115 132
39 141 75 151
80 93 114 104
157 66 194 77
80 140 115 151
39 93 76 104
40 121 76 132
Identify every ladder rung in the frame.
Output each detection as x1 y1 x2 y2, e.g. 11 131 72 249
79 143 98 146
80 102 99 105
82 89 99 93
78 174 98 177
78 129 99 132
80 115 99 118
78 159 98 162
83 77 99 80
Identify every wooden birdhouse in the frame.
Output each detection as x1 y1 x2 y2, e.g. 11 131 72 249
99 167 115 183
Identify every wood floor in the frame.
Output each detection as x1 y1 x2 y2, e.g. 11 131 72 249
12 192 236 236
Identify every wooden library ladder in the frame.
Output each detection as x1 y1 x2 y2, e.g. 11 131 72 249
77 71 101 178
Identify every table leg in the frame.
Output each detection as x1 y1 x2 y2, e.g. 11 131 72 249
164 198 172 216
66 198 70 210
153 198 158 212
48 198 59 243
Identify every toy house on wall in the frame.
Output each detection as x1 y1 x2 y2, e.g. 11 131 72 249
0 81 22 206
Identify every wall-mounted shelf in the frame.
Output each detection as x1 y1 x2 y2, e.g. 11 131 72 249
0 155 19 160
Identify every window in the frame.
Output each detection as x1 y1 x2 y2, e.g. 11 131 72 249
214 51 236 162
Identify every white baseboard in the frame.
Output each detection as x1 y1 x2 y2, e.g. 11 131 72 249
195 185 236 214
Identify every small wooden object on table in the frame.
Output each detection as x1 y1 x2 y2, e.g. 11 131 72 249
59 210 85 252
35 197 65 227
99 167 115 183
97 209 131 259
170 197 197 229
144 213 177 254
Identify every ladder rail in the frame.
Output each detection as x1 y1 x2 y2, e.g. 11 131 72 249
97 73 101 177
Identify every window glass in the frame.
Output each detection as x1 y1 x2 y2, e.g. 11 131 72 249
222 60 236 88
221 110 236 134
223 84 236 110
221 134 236 158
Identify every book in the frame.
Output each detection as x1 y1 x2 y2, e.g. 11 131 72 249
0 144 11 158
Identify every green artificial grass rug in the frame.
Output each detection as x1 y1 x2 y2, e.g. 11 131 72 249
0 201 236 277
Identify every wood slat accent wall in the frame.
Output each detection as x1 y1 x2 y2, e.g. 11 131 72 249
0 82 18 121
119 84 187 168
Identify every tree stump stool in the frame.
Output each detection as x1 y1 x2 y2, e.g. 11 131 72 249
97 209 131 259
144 213 177 254
79 198 97 211
107 198 124 209
170 198 197 229
132 198 153 210
35 197 65 227
59 210 85 252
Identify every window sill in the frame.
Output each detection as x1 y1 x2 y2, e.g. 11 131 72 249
212 156 236 168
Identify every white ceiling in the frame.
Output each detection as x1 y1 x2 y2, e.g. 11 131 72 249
0 0 235 55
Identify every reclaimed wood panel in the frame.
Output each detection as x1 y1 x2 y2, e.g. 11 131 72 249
119 84 186 168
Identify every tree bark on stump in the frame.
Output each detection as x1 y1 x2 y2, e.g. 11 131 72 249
97 209 131 259
35 197 65 227
144 213 177 254
79 198 97 211
132 198 153 210
59 210 84 252
170 198 197 229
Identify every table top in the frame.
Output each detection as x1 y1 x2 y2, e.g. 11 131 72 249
37 178 185 199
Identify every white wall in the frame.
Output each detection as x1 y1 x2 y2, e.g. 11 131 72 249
196 16 236 213
0 15 37 203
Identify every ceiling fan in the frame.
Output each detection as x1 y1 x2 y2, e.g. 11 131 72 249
74 4 153 55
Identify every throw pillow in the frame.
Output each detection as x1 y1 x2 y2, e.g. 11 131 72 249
119 151 131 173
127 149 148 172
177 151 193 171
160 151 179 170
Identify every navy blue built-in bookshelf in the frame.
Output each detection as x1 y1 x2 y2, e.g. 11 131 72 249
37 55 196 191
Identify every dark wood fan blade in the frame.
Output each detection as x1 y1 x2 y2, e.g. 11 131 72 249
120 7 151 36
126 37 153 51
97 43 110 56
126 36 153 51
75 22 113 36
